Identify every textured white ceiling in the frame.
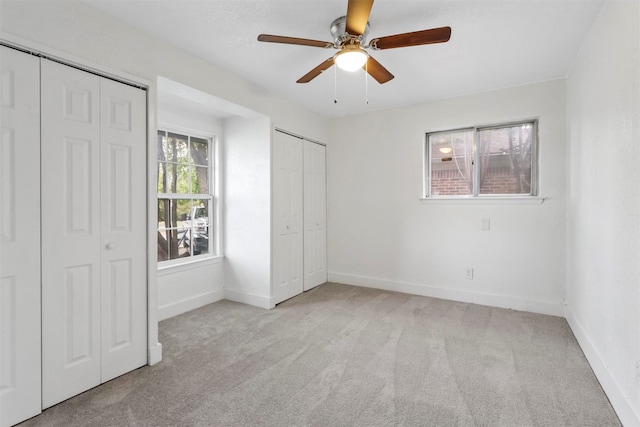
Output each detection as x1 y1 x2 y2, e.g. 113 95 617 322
82 0 603 118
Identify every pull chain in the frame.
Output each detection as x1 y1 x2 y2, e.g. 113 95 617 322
365 60 369 105
334 65 338 104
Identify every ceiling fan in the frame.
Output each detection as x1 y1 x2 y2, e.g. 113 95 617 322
257 0 451 84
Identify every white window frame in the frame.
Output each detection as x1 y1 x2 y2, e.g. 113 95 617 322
423 120 539 199
157 127 218 267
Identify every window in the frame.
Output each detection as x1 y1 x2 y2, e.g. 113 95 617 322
157 130 216 263
425 121 538 198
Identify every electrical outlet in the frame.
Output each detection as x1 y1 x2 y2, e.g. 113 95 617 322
636 359 640 383
465 268 474 280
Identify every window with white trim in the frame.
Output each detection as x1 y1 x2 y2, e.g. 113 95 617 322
424 120 538 198
157 130 216 262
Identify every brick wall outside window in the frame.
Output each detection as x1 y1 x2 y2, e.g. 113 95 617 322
431 167 518 196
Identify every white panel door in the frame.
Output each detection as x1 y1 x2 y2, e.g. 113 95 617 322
303 141 327 290
99 78 147 382
41 60 147 408
272 131 303 304
0 45 42 427
41 59 102 408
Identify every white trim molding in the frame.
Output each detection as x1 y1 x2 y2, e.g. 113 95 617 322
565 305 639 427
419 197 545 205
148 343 163 366
224 288 273 310
328 272 564 317
158 289 225 321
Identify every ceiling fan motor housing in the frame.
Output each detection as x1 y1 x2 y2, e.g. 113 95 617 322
331 16 370 47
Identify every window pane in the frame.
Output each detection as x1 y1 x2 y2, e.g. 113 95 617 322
163 163 192 194
157 162 167 193
478 124 533 195
159 198 190 228
158 199 192 260
429 130 474 196
157 131 167 162
159 227 183 261
177 163 192 194
172 199 193 259
176 199 192 224
173 227 190 259
158 199 170 230
190 137 209 166
184 200 209 256
192 166 209 194
158 229 170 262
157 132 170 193
167 133 189 164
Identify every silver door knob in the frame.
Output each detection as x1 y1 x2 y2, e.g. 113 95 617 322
106 243 116 250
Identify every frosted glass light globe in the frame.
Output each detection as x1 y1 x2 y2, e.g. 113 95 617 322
334 47 368 72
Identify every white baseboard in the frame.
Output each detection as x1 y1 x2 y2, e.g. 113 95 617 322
158 289 225 321
224 288 273 309
328 272 564 317
147 342 163 366
565 305 640 427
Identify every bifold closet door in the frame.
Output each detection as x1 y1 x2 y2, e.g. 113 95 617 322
272 131 303 304
0 46 42 427
41 59 147 408
98 77 147 383
303 141 327 290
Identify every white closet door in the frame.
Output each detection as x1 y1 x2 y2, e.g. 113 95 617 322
272 131 303 304
303 141 327 290
99 78 147 382
0 46 42 427
41 60 147 408
41 59 103 408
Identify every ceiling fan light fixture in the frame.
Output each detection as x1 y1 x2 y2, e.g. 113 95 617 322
334 46 368 72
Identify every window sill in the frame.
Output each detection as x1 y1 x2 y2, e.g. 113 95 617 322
419 196 545 205
158 255 223 275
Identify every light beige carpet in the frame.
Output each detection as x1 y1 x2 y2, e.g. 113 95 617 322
20 283 620 426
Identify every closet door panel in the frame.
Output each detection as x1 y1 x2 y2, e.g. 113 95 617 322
0 46 42 427
99 78 147 382
303 141 327 290
41 59 102 408
272 131 303 304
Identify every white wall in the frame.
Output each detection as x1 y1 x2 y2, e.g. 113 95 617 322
157 258 225 321
223 117 274 309
156 103 225 321
565 1 640 425
328 79 567 316
158 102 223 137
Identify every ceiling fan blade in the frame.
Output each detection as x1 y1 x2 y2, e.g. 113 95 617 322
364 56 394 84
346 0 374 36
258 34 333 49
371 26 451 50
297 58 335 83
